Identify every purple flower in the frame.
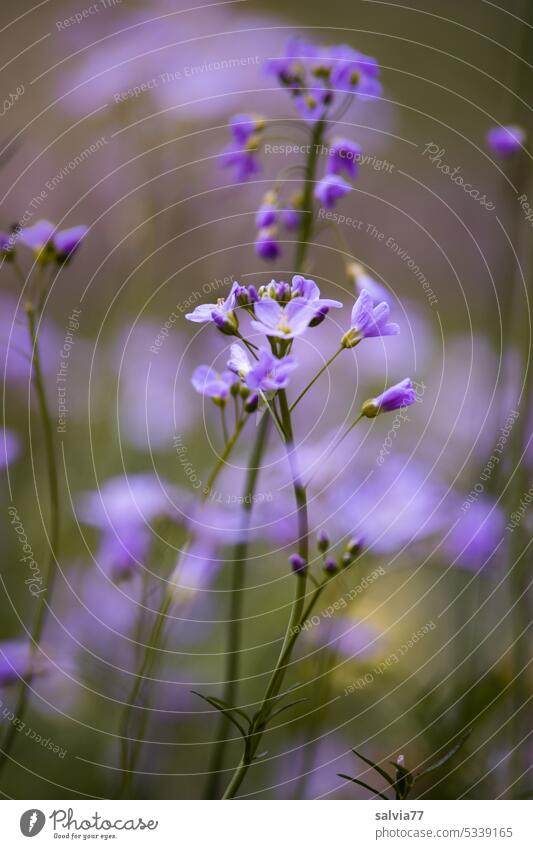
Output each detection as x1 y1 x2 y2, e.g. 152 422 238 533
293 86 332 122
251 298 316 339
97 524 151 581
0 640 48 687
185 282 239 334
0 428 20 471
342 289 399 347
329 45 382 98
53 225 88 261
191 365 237 403
256 191 278 228
291 275 343 317
361 378 417 417
227 342 253 378
327 139 362 178
246 349 297 392
349 262 390 305
486 125 525 158
0 231 15 259
256 228 281 260
223 112 264 182
315 174 352 209
280 205 301 230
18 220 87 263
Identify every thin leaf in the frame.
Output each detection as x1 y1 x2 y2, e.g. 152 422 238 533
268 698 308 721
416 728 473 780
198 694 251 725
351 748 395 786
337 773 389 800
191 691 247 738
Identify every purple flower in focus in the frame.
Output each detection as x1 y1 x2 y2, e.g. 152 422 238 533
185 282 239 334
486 125 525 158
291 275 343 319
315 174 352 209
327 139 362 178
256 228 281 260
191 365 237 403
246 349 297 392
361 378 416 417
342 289 399 347
251 298 316 339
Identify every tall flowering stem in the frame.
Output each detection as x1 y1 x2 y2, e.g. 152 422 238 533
0 286 61 780
204 411 271 798
294 120 325 272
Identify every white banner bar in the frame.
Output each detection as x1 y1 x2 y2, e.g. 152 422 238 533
1 799 531 847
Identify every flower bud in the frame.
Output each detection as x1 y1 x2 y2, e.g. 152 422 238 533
324 557 338 574
244 392 259 413
289 553 307 575
345 536 363 557
317 530 330 553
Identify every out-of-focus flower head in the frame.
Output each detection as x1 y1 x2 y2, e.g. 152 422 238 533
348 262 390 305
486 125 526 158
326 138 362 179
342 289 399 348
191 364 238 404
0 428 20 471
315 174 352 209
17 220 88 264
265 37 381 123
444 496 505 571
223 113 265 182
255 227 281 260
0 640 49 687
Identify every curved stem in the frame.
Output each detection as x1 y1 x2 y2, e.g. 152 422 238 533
290 347 343 411
0 302 61 780
204 411 271 798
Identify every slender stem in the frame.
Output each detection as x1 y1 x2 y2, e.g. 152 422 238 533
116 414 250 797
220 405 229 445
294 120 325 273
204 411 271 798
0 301 61 780
221 390 310 799
290 347 343 411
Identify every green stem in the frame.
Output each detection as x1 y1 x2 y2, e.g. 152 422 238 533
294 120 325 273
221 390 310 799
0 301 60 780
290 347 343 411
116 415 249 797
204 411 271 798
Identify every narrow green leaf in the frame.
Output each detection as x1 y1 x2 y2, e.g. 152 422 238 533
191 691 248 738
351 748 395 786
337 773 389 800
268 698 308 721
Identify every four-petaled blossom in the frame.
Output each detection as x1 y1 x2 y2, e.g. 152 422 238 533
291 274 342 324
361 378 417 418
251 298 316 339
228 343 297 392
327 139 362 179
185 281 239 334
315 174 352 209
191 365 237 404
342 289 399 348
486 125 525 158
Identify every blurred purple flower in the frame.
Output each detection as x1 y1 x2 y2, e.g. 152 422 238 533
349 263 390 305
327 139 362 178
251 298 316 339
18 220 87 262
77 473 180 532
54 225 88 261
256 228 281 260
362 378 416 417
223 113 264 182
191 365 237 402
0 428 20 470
486 125 525 158
246 349 297 392
96 524 152 581
255 192 278 228
315 174 352 209
342 289 399 347
445 497 505 571
280 204 301 230
0 640 48 687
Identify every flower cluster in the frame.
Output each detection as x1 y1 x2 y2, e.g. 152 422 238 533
221 37 381 260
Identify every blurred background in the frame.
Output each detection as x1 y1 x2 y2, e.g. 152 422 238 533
0 0 531 800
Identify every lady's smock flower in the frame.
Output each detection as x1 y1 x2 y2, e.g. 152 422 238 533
361 378 416 417
342 289 399 347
